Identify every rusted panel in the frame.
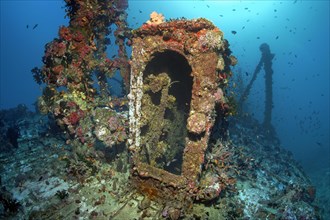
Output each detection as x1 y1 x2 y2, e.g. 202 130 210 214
128 17 236 210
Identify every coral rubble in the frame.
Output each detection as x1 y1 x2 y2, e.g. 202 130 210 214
0 106 322 219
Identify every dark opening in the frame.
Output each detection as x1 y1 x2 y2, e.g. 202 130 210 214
140 50 193 175
144 50 193 113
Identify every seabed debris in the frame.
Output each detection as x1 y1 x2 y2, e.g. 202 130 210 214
0 106 322 219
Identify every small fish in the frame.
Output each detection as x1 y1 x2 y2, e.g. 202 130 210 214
256 36 260 39
276 36 279 39
206 5 210 8
242 26 245 30
26 25 29 29
245 72 249 76
166 159 177 167
139 10 142 13
231 30 237 35
316 142 322 146
33 24 38 29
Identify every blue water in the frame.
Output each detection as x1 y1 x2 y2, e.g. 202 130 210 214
1 0 329 179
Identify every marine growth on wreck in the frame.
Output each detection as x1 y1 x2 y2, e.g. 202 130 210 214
128 16 237 213
0 1 324 220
